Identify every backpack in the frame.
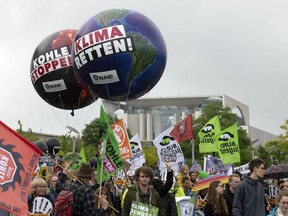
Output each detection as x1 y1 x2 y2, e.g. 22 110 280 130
53 190 74 216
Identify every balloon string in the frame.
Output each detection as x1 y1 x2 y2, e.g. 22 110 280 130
58 95 71 126
47 101 70 133
104 84 117 124
74 93 83 129
132 85 151 114
78 86 101 129
123 81 132 112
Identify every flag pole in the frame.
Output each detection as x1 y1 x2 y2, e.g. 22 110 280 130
97 139 106 209
98 157 104 208
191 138 195 163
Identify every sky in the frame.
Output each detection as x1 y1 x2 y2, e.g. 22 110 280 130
1 0 288 137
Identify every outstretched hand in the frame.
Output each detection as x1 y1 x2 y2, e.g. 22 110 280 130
165 162 172 172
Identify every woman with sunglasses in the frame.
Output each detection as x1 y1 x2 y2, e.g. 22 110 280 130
268 190 288 216
204 180 228 216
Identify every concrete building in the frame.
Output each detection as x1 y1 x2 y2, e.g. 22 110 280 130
102 94 277 146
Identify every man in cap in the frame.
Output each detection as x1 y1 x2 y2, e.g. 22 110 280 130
58 162 108 216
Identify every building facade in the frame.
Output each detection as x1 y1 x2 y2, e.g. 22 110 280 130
103 94 276 146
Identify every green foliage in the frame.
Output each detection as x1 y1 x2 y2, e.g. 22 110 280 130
142 143 158 169
81 118 101 148
179 140 192 166
16 120 39 142
256 145 272 166
83 144 97 161
260 119 288 166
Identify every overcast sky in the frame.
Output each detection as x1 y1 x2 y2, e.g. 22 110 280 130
1 0 288 136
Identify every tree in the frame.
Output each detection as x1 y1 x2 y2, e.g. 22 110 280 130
261 119 288 165
16 120 39 142
142 143 158 169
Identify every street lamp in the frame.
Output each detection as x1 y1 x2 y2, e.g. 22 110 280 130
66 126 80 152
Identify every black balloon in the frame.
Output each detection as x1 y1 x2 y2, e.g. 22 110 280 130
34 141 48 153
30 29 97 110
89 157 97 169
46 137 61 155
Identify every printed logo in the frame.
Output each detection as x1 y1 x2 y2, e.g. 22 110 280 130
130 141 138 150
159 135 174 146
42 79 67 92
218 132 234 141
178 121 187 135
90 70 120 84
112 124 126 147
0 140 24 191
201 124 214 133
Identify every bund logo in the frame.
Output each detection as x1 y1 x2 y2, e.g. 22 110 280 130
218 132 234 141
201 124 214 133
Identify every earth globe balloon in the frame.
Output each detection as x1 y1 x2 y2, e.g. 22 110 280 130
30 29 97 111
46 137 61 155
71 9 167 101
34 141 48 153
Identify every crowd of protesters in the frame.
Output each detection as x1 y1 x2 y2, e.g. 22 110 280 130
10 157 287 216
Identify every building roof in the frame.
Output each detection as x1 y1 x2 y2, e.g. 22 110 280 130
125 95 223 110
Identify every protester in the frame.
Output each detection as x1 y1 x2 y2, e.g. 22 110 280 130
150 178 177 216
223 173 241 216
279 179 285 190
89 170 98 187
282 180 288 192
47 172 59 199
57 162 108 216
154 165 161 179
175 176 192 197
28 177 55 214
204 180 228 216
95 187 116 216
176 165 190 187
121 175 140 208
268 190 288 216
105 177 122 215
151 162 174 197
122 166 163 216
150 162 177 216
232 158 267 216
189 170 198 186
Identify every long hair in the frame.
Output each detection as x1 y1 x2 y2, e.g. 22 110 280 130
206 180 228 216
95 187 116 216
30 177 50 196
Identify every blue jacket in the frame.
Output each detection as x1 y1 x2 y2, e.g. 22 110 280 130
267 206 279 216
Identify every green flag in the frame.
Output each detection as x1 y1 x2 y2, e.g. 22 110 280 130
97 106 124 183
215 123 240 164
198 115 221 153
79 147 87 163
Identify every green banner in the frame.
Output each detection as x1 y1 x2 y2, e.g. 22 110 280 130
79 147 87 163
130 201 159 216
97 106 124 183
198 115 221 153
215 123 240 164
